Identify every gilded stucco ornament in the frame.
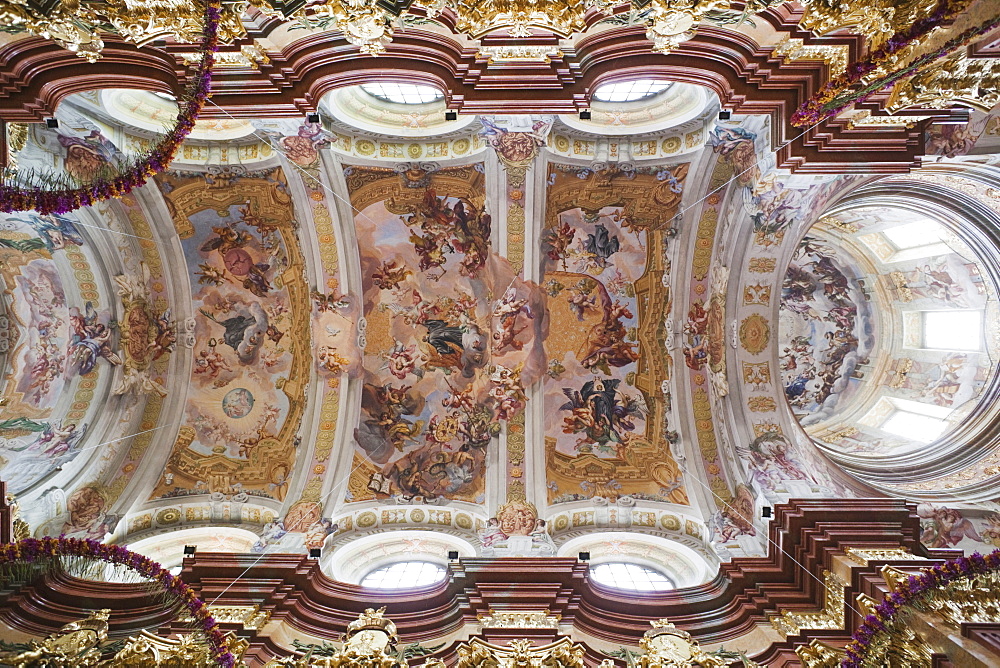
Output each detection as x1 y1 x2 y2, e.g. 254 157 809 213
455 637 586 668
265 608 404 668
477 610 561 629
109 630 249 667
797 0 940 50
795 639 845 668
5 493 30 540
4 123 28 171
0 0 951 61
886 50 1000 112
295 0 791 55
0 0 245 61
644 0 729 53
0 609 109 666
0 610 249 667
637 620 731 667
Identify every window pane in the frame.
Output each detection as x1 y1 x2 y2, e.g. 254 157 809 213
360 561 446 589
882 411 948 442
923 311 982 351
590 562 674 591
882 220 943 249
360 83 444 104
592 80 672 103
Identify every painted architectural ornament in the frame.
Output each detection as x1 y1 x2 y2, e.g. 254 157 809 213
738 314 770 355
479 500 556 556
113 263 175 398
454 638 586 668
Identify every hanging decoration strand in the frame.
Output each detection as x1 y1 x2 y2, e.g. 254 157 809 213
791 0 1000 127
842 549 1000 667
0 537 236 667
0 0 221 215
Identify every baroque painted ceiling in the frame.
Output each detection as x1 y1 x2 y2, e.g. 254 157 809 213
2 0 1000 585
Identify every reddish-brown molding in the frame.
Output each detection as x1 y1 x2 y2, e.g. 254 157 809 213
0 499 959 664
176 500 936 648
0 23 963 172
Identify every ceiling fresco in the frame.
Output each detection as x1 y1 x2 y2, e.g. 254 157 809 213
779 235 877 423
542 163 688 505
149 167 309 501
2 81 1000 570
0 212 104 494
343 163 545 505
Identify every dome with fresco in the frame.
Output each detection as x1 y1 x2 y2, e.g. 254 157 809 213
776 183 1000 493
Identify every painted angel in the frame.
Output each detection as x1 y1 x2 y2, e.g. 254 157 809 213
312 290 349 313
492 286 533 352
37 420 87 458
69 303 121 375
384 341 425 380
150 309 176 361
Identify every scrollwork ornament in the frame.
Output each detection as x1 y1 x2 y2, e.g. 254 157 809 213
639 620 730 667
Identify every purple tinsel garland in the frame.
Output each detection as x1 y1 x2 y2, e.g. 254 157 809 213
0 0 222 215
841 549 1000 667
0 537 236 667
791 0 1000 127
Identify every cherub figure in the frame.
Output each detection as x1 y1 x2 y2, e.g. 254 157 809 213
150 309 176 362
488 364 526 421
566 280 599 321
492 286 534 352
193 340 232 378
196 263 227 286
383 341 425 380
319 345 350 374
312 290 349 313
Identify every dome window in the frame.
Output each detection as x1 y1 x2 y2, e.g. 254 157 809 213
923 310 983 351
882 220 943 250
882 410 949 443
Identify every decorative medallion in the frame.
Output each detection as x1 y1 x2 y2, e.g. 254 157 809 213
222 388 254 419
739 314 770 355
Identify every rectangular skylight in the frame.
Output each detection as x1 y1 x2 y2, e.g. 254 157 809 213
923 310 982 351
882 220 942 249
882 411 949 443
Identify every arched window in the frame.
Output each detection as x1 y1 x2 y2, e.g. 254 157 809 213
592 79 672 103
589 562 675 591
360 82 444 104
360 561 447 589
